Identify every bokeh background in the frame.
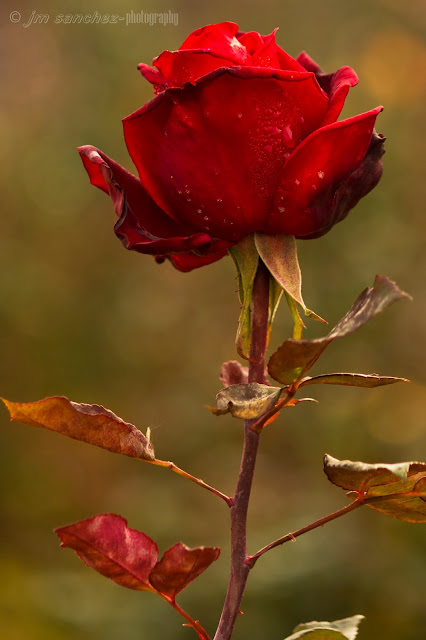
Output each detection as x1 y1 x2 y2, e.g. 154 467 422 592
1 1 425 638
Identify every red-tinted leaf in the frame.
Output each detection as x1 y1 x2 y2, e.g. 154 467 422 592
149 542 220 598
268 276 410 384
2 396 155 460
55 514 158 590
324 455 426 523
220 360 249 387
299 373 409 388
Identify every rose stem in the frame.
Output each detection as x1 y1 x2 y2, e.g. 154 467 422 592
213 260 270 640
246 495 365 568
145 458 233 506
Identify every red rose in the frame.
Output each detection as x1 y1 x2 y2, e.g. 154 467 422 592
79 21 384 272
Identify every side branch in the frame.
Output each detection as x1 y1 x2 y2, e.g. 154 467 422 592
145 459 233 506
246 497 364 568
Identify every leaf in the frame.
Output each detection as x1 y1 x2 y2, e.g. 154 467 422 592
149 542 220 598
299 373 409 388
268 275 411 385
208 383 282 419
255 232 324 323
220 360 249 387
285 614 364 640
268 275 284 341
56 514 220 600
229 234 259 359
55 514 159 591
324 455 426 523
2 396 155 460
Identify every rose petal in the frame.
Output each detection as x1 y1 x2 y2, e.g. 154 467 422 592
137 63 168 94
79 145 215 256
179 21 250 64
151 49 238 89
123 66 328 243
157 244 230 272
265 106 383 238
297 52 358 124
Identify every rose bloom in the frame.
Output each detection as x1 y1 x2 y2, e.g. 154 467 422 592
79 22 385 272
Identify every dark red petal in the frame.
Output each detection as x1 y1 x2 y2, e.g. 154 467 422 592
296 51 323 74
320 65 359 125
265 106 383 238
157 244 230 272
304 130 385 239
114 206 214 256
151 49 238 89
178 22 250 64
79 145 195 236
296 52 358 124
123 67 328 243
78 146 214 256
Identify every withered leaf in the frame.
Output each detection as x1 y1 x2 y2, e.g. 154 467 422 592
149 542 220 598
285 614 364 640
2 396 155 460
56 514 220 600
299 373 409 388
209 383 282 419
324 455 426 523
268 276 410 385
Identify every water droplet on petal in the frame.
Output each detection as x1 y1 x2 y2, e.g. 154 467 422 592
203 215 209 221
278 206 286 213
318 171 325 179
282 125 293 144
216 198 223 203
295 179 300 185
237 113 243 118
197 209 202 213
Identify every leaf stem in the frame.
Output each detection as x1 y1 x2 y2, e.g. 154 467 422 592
246 497 365 568
161 594 212 640
214 260 270 640
145 458 233 506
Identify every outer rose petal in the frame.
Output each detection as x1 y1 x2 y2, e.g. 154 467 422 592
297 51 358 125
304 130 385 239
148 50 239 90
265 106 383 238
78 145 215 256
156 246 230 272
123 66 329 243
179 21 250 64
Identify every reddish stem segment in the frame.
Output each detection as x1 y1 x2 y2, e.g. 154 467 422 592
246 497 364 568
161 594 212 640
214 261 270 640
146 458 233 506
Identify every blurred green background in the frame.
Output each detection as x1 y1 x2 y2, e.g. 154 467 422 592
1 1 425 638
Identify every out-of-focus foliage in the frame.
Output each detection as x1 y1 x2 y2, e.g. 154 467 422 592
0 1 425 639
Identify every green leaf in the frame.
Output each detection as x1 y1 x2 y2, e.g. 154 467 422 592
268 275 411 385
208 383 282 419
229 234 259 359
255 232 324 323
284 615 364 640
299 373 409 388
324 455 426 523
